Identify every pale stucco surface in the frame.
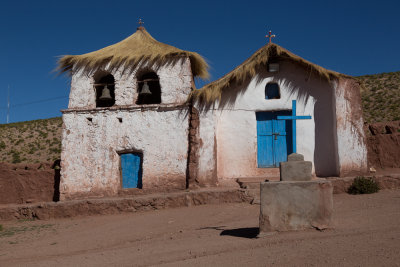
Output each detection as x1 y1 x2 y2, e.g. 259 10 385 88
61 109 190 200
196 111 217 185
60 58 193 199
62 52 368 198
335 78 368 176
196 60 367 180
68 57 192 109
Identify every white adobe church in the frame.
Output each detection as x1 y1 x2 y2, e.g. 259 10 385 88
58 26 367 200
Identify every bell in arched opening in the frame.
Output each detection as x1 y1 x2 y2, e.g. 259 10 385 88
139 82 152 95
136 72 161 105
99 85 113 100
94 72 115 108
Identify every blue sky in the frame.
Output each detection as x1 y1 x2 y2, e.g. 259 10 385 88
0 0 399 123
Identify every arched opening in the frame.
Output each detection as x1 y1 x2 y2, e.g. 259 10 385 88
136 72 161 105
94 71 115 107
265 82 280 100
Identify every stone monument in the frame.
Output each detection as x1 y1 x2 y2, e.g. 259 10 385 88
259 153 333 234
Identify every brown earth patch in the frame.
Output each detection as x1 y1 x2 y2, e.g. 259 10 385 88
0 162 58 204
366 120 400 168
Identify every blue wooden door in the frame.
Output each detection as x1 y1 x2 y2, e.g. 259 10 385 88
257 111 292 167
256 112 275 167
120 153 142 189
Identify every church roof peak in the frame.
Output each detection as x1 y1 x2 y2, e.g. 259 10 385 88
57 26 209 79
190 42 346 105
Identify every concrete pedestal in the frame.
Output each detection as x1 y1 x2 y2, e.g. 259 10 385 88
280 153 312 181
259 180 333 233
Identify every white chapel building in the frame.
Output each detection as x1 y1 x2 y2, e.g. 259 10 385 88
58 26 367 200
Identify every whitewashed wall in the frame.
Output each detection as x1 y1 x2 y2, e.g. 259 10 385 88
335 78 368 176
196 60 344 180
60 57 193 200
60 109 189 200
68 57 193 109
196 111 217 185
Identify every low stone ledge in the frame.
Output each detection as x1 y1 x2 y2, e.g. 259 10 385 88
326 175 400 194
0 188 252 221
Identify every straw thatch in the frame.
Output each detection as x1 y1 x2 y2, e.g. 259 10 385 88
190 43 347 103
58 27 209 79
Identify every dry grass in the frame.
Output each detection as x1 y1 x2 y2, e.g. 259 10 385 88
0 117 62 163
190 43 345 104
357 71 400 123
58 27 209 79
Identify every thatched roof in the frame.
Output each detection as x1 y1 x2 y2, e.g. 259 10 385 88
191 43 346 103
58 27 209 79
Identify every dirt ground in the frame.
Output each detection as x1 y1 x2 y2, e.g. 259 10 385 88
1 190 399 266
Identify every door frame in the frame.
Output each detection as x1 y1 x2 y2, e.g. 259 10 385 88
118 149 144 189
256 111 293 168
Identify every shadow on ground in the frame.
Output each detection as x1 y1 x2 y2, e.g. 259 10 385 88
220 227 259 239
197 226 259 239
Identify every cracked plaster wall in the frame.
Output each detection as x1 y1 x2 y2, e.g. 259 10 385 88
68 57 192 109
60 58 193 200
196 60 366 180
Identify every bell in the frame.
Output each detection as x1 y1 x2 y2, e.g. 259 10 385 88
140 82 152 95
99 85 112 100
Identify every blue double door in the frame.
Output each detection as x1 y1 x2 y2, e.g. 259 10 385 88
120 153 143 189
256 111 293 167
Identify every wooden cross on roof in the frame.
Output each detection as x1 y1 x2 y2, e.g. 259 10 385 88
266 30 276 44
138 18 144 29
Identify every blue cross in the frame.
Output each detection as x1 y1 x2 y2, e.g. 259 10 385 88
277 100 312 153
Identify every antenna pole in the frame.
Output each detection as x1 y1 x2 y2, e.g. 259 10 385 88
7 85 10 124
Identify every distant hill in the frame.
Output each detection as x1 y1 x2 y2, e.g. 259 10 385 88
0 117 62 163
357 71 400 123
0 71 398 164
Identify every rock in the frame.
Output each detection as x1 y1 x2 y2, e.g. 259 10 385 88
259 180 333 233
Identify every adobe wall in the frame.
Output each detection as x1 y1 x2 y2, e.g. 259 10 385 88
335 78 368 176
60 58 193 200
0 163 56 204
196 60 341 180
367 120 400 169
68 57 193 109
60 108 190 200
194 110 218 186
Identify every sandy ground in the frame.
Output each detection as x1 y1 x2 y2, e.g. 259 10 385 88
1 190 399 266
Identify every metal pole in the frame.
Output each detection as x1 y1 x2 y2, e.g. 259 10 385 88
7 85 10 124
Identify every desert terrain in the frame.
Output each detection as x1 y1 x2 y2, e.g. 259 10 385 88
0 71 399 266
1 189 399 266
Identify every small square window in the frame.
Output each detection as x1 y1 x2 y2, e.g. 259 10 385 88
265 83 280 99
